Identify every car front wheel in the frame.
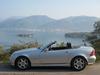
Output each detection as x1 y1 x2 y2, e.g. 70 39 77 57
15 57 31 70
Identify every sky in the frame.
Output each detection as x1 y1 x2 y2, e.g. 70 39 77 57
0 0 100 20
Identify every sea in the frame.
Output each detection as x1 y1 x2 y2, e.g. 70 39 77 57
0 29 87 50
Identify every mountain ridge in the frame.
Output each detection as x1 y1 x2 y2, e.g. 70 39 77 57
0 15 98 32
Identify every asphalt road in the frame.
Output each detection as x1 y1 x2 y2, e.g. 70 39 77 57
0 63 100 75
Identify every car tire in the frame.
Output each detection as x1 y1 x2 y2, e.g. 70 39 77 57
15 56 31 70
71 56 87 71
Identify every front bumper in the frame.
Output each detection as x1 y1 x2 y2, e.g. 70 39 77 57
10 58 15 66
9 55 17 66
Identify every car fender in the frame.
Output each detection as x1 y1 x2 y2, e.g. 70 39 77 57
70 54 88 65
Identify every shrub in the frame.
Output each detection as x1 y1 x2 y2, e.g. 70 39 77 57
0 46 4 54
0 53 10 64
0 46 10 63
86 35 97 41
9 41 40 54
0 41 40 64
0 46 4 61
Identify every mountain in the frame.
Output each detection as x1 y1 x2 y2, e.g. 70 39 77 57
40 16 98 32
0 15 56 29
0 15 98 32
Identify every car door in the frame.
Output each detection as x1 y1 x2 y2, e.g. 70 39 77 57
39 49 70 64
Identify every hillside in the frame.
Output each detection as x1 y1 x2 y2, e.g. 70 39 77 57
40 16 98 32
0 15 55 29
0 15 98 32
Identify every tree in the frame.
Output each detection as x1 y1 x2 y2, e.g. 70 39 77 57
0 46 4 54
94 21 100 33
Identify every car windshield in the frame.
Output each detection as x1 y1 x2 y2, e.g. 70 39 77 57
40 41 56 50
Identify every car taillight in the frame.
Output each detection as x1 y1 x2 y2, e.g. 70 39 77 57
90 50 96 56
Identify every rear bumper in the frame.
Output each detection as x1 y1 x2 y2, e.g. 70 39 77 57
88 56 96 64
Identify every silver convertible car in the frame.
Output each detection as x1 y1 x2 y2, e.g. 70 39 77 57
10 41 96 71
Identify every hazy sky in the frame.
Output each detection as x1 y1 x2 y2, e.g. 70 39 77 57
0 0 100 20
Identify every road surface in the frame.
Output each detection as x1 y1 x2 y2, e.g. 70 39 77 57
0 63 100 75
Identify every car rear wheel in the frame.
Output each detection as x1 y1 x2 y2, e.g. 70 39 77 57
15 57 31 70
71 57 87 71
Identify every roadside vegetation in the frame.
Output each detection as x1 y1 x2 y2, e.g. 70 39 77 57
89 20 100 62
0 41 40 64
9 41 40 54
91 39 100 62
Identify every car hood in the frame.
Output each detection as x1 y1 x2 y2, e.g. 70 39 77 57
14 48 40 54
